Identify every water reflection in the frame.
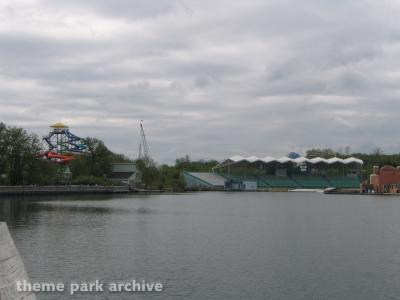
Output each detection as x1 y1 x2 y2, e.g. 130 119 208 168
0 195 165 227
0 197 34 225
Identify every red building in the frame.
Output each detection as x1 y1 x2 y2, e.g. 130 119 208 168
369 165 400 193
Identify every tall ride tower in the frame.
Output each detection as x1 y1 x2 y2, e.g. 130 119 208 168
42 123 87 181
43 123 87 155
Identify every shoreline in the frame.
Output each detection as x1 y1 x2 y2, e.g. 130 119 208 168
1 186 398 197
0 185 132 196
0 185 178 196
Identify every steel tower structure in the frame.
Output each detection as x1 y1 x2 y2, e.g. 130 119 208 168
43 122 87 155
138 120 152 167
42 123 87 182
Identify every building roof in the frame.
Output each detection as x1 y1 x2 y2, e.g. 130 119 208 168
186 172 226 186
380 165 397 172
51 122 69 129
213 155 363 170
112 163 137 173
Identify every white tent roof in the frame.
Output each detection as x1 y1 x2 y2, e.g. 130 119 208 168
213 155 363 170
309 157 328 164
292 157 310 164
343 157 363 165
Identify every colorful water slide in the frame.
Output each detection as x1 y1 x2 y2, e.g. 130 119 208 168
42 151 74 165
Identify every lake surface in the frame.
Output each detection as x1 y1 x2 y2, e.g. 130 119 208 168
1 192 400 300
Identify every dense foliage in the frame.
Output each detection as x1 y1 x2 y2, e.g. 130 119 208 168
0 123 58 185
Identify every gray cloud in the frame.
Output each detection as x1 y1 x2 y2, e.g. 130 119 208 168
1 0 400 162
40 0 177 19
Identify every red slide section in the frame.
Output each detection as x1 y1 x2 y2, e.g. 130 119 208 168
42 151 74 165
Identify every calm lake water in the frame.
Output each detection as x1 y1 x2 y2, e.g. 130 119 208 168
1 192 400 300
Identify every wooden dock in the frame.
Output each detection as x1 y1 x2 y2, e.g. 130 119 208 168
0 222 36 300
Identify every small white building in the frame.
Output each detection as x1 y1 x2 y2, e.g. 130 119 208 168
242 181 257 191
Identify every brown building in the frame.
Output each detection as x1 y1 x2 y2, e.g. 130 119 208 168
368 165 400 193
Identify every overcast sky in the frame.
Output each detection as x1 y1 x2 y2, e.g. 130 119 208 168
1 0 399 162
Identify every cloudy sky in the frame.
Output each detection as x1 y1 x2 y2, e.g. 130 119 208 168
1 0 399 162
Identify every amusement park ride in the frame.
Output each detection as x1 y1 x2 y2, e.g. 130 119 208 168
41 123 88 180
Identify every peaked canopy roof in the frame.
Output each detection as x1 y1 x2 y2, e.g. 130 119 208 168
50 122 69 129
213 155 363 170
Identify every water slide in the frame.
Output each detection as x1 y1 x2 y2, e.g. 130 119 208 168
42 151 74 165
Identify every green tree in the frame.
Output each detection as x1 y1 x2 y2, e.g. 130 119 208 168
134 158 159 189
175 155 218 172
86 137 112 177
159 164 185 191
70 137 114 180
0 123 54 185
306 148 337 159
